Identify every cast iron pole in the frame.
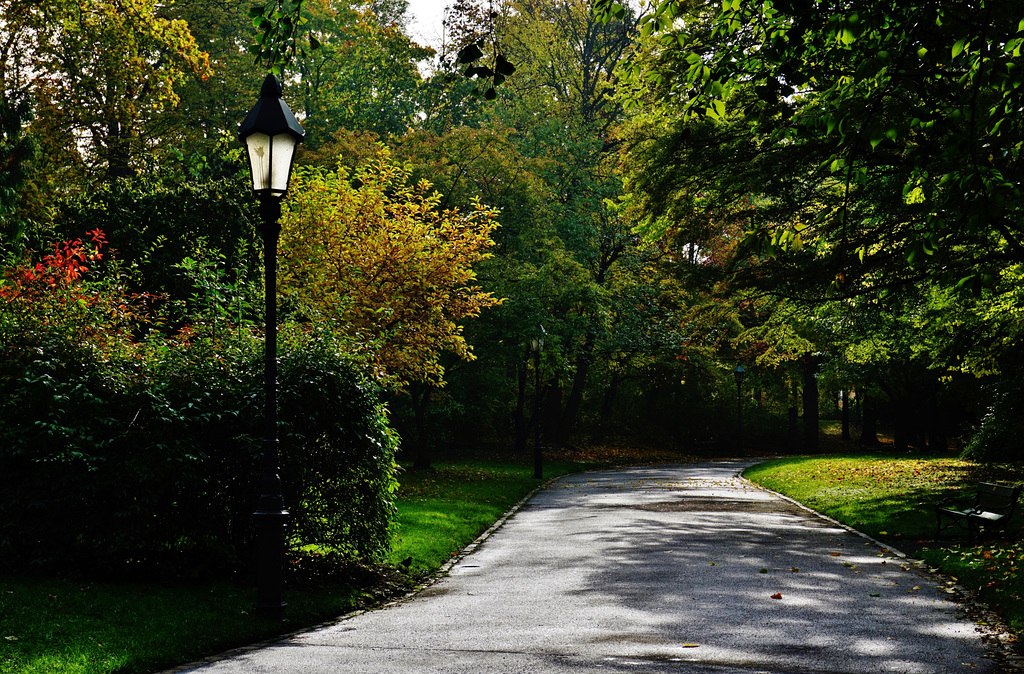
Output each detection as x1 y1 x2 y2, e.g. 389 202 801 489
255 197 287 620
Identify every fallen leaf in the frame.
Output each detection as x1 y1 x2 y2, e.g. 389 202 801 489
831 552 841 557
770 592 783 599
879 531 888 535
791 567 799 573
4 636 17 641
708 561 716 566
682 644 700 648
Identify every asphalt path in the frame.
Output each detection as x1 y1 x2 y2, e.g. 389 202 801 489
179 460 997 673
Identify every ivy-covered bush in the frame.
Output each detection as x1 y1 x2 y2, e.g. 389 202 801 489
0 234 398 577
962 368 1024 463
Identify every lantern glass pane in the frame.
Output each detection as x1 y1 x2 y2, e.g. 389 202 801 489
245 132 271 192
271 134 298 194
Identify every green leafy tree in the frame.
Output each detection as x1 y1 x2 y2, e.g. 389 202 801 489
7 0 213 180
394 122 554 452
463 0 659 447
0 94 36 257
296 0 434 143
597 0 1024 457
158 0 263 166
601 0 1024 295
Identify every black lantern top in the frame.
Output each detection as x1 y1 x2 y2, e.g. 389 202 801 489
238 75 305 200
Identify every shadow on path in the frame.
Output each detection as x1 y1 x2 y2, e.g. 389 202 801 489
179 460 998 674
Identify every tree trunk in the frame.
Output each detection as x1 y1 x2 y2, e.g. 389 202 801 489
926 394 947 451
787 378 800 449
802 357 819 453
787 406 800 449
860 394 879 445
544 380 562 445
893 398 913 452
599 376 621 422
410 383 432 471
841 389 851 440
556 332 595 448
513 363 528 454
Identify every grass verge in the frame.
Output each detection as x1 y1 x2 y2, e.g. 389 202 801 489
0 577 364 674
743 451 1024 636
1 445 686 673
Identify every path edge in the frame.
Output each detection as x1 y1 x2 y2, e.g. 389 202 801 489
737 459 1023 672
159 472 567 673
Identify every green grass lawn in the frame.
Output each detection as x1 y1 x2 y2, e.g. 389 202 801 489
387 461 544 573
744 451 1024 635
0 577 362 674
0 445 682 674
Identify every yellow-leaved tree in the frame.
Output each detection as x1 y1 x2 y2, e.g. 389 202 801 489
1 0 212 181
279 147 500 392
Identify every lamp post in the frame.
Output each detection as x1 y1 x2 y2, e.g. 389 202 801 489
734 364 746 456
239 74 304 621
530 326 545 479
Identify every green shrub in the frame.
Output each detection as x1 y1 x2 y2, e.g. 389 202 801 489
278 328 399 562
962 372 1024 462
0 236 397 577
49 171 260 305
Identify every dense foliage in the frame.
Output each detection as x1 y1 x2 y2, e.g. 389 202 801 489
3 0 1024 578
596 0 1024 456
0 230 397 576
280 148 500 389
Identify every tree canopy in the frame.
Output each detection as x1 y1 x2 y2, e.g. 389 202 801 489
4 0 1024 487
279 147 500 389
602 0 1024 296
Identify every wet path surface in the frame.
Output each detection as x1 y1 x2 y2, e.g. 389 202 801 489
180 460 995 673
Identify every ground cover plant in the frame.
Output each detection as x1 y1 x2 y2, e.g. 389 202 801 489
0 446 679 674
744 452 1024 635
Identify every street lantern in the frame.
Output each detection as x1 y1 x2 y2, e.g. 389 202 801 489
239 74 305 211
734 365 746 456
530 325 546 479
239 74 304 621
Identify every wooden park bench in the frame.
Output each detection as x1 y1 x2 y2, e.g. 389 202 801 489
934 482 1022 540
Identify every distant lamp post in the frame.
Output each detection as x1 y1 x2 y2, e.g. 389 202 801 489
734 364 746 456
239 73 304 621
530 325 546 479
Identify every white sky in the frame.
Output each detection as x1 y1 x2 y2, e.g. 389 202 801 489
406 0 451 50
